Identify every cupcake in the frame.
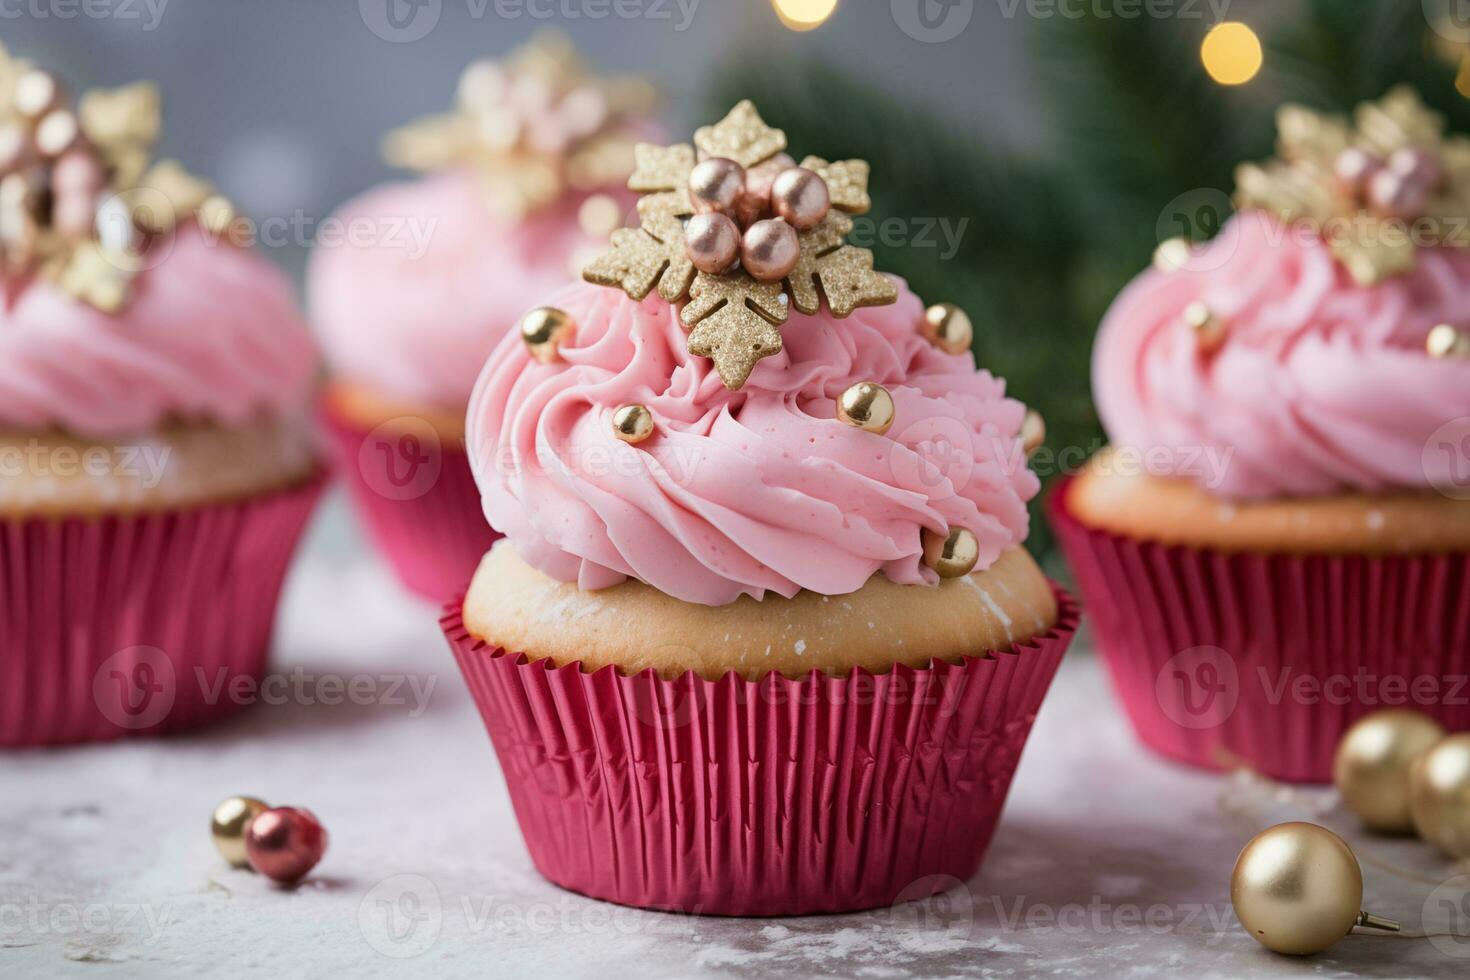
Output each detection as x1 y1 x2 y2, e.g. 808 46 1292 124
310 32 652 601
441 103 1079 915
0 48 324 745
1051 88 1470 782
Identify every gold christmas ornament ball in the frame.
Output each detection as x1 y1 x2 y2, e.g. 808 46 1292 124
1333 710 1446 833
921 527 979 579
836 382 895 435
1427 324 1470 359
520 307 576 364
211 795 269 869
612 404 655 445
1231 822 1363 956
1410 733 1470 858
921 303 973 355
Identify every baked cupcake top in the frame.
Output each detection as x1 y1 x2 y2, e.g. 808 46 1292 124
309 32 652 410
1096 88 1470 500
0 45 317 438
468 103 1040 606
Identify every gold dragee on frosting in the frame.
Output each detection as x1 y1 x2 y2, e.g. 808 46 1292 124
583 100 897 390
0 41 239 312
1234 86 1470 287
382 30 656 222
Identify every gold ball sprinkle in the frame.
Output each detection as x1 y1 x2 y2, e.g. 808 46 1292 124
612 404 655 445
520 306 576 364
34 109 79 158
211 795 269 869
1184 301 1227 354
1427 324 1470 359
1153 237 1194 272
921 303 973 355
922 527 980 579
1333 709 1446 834
836 382 895 435
14 69 59 118
1021 410 1046 458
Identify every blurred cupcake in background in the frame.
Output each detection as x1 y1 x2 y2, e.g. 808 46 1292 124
442 103 1078 915
0 45 325 745
1051 88 1470 782
310 32 655 601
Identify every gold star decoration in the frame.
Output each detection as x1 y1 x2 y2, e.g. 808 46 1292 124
582 100 898 390
382 30 657 222
0 41 234 312
1234 86 1470 287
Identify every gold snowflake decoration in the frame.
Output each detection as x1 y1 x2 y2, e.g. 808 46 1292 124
1234 86 1470 286
583 101 897 390
0 42 237 312
382 31 656 222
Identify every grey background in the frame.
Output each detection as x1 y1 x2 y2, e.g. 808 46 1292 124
0 0 1071 279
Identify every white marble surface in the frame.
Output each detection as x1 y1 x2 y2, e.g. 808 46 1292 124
3 495 1468 979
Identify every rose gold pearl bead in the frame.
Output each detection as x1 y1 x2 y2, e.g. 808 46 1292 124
741 218 800 282
688 157 746 215
684 212 741 274
1368 168 1429 220
1333 148 1381 194
1388 147 1442 189
740 153 795 222
771 167 830 230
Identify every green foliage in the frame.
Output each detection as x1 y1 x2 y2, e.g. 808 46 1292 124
704 1 1468 567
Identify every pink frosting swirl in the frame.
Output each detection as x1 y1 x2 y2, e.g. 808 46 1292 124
309 170 635 410
1096 212 1470 499
468 279 1038 606
0 224 318 438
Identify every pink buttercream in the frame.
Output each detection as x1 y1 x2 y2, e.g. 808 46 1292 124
1095 212 1470 499
467 279 1038 606
309 170 635 410
0 224 318 437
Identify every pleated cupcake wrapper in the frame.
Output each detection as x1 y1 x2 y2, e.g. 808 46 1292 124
322 403 501 603
0 473 326 747
441 588 1079 916
1048 476 1470 783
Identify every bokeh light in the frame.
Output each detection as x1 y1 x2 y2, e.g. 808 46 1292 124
1200 22 1263 86
773 0 838 32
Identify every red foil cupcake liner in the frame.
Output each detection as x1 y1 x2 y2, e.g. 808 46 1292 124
441 586 1079 916
322 404 500 602
0 473 326 747
1049 476 1470 783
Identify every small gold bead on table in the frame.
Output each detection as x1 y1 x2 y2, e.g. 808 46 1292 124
1184 301 1226 354
836 382 896 435
211 795 269 869
612 404 655 445
1152 237 1193 272
921 302 973 355
921 527 979 579
1427 324 1470 359
519 306 576 364
1021 410 1045 458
